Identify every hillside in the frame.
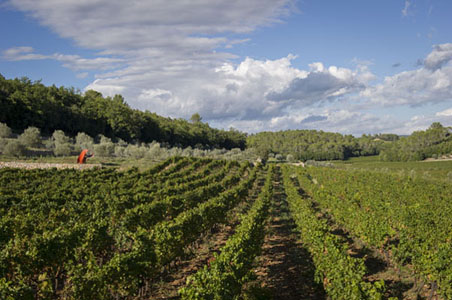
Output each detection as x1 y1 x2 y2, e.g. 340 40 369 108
0 74 246 150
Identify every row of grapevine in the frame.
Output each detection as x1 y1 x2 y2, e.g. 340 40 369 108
296 165 452 298
120 160 243 231
179 165 274 299
0 158 255 299
281 165 386 299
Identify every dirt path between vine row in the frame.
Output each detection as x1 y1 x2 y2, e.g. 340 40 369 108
250 168 326 300
148 171 266 300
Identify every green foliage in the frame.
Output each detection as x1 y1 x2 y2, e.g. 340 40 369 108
180 166 273 299
0 157 257 298
0 122 12 138
53 142 72 156
94 142 114 157
295 165 452 298
247 130 385 161
282 166 386 299
3 140 26 157
379 122 452 161
18 126 41 148
0 74 246 149
190 113 202 123
51 130 73 156
75 132 94 151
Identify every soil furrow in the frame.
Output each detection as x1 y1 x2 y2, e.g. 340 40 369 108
247 167 325 300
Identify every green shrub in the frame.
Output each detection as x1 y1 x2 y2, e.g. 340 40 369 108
0 123 12 138
4 140 26 157
75 132 94 152
54 142 72 156
94 143 114 157
18 127 41 148
0 138 6 153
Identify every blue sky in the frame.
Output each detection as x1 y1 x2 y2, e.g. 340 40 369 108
1 0 451 135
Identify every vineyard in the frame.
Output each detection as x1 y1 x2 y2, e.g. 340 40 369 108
1 157 451 299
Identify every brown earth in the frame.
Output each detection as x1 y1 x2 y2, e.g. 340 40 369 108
0 161 101 170
247 170 326 300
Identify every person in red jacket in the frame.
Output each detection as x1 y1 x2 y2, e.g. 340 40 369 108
77 149 94 164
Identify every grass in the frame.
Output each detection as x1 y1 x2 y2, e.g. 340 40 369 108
332 155 452 183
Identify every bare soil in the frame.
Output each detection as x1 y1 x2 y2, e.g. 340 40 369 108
0 161 101 170
247 169 326 300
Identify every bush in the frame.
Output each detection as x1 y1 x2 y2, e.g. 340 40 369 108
94 143 114 157
52 130 71 144
114 145 126 157
4 140 26 157
18 127 41 148
54 142 72 156
98 135 112 144
75 132 94 151
50 130 73 156
0 138 6 153
0 123 12 138
125 144 147 159
286 154 295 162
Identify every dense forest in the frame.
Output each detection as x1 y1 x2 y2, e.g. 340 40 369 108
379 122 452 161
246 130 388 161
247 126 452 162
0 74 246 149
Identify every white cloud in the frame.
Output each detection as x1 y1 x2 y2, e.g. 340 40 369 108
436 107 452 117
362 43 452 107
3 1 452 135
267 62 373 106
3 46 47 60
423 43 452 70
7 0 293 52
2 46 124 71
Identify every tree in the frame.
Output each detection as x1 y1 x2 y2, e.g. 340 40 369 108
0 122 12 138
52 130 72 156
18 126 41 148
75 132 94 151
3 140 26 157
190 113 202 124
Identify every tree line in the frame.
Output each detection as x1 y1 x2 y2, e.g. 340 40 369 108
0 74 246 149
379 122 452 161
247 129 387 161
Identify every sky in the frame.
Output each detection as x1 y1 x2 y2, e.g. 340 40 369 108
1 0 451 136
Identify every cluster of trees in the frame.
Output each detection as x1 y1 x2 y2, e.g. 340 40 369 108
379 122 452 161
0 122 256 161
247 130 386 161
0 74 246 149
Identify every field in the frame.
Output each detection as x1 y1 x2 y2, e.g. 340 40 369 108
1 157 451 299
332 155 452 183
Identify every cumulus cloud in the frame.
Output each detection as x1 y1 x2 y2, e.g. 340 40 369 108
423 43 452 70
362 43 452 107
268 62 373 106
3 0 452 135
